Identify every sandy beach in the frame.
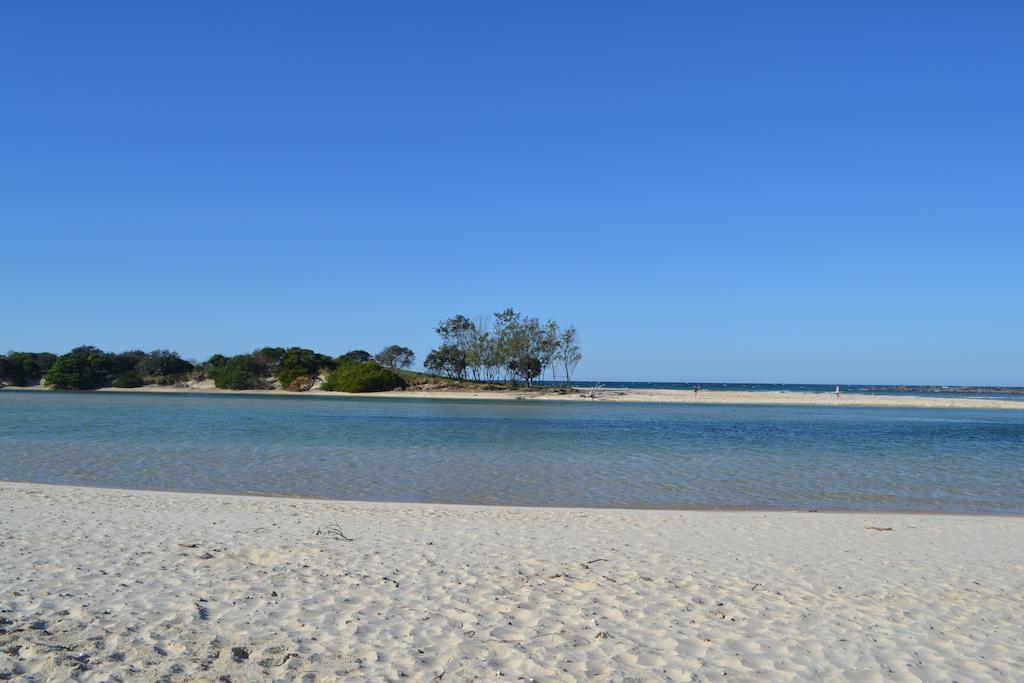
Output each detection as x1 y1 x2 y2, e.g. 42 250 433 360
2 482 1022 681
369 387 1024 410
8 383 1024 410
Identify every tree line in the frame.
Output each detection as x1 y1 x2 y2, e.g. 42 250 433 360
0 344 416 392
424 309 581 386
1 309 582 392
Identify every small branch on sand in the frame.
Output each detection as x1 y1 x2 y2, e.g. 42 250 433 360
433 654 458 681
25 640 78 652
865 526 894 532
585 384 604 399
581 558 608 567
315 524 354 541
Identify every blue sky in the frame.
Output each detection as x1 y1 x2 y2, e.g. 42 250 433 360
2 2 1022 385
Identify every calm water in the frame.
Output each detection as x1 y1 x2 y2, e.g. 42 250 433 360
1 391 1022 513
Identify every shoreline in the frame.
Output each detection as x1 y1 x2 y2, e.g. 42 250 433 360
5 383 1024 409
2 481 1021 680
4 478 1022 518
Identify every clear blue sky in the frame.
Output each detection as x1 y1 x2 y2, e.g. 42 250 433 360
2 2 1022 385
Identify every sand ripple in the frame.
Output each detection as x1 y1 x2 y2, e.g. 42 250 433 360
1 483 1022 681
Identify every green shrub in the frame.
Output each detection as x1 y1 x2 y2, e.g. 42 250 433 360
208 355 265 390
274 347 334 388
136 350 193 381
253 347 287 368
112 371 144 388
44 346 116 389
0 351 57 386
321 362 406 393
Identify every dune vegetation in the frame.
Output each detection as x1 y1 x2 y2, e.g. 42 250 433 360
0 309 582 394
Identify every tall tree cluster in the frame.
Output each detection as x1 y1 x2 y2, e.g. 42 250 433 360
43 347 193 390
0 352 57 387
424 309 581 386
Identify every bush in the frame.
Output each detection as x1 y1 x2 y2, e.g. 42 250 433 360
0 351 57 386
321 362 406 393
250 347 286 374
136 350 193 381
208 355 265 390
274 347 334 388
112 371 144 388
44 346 116 389
424 344 466 379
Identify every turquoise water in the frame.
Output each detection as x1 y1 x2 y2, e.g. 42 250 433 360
1 391 1022 513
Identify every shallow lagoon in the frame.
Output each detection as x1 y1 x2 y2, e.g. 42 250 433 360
1 391 1021 513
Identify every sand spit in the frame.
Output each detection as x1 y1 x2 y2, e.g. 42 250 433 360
7 383 1024 409
1 483 1022 681
363 387 1024 410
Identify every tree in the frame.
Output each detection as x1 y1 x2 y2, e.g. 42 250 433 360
494 308 545 385
208 354 266 390
557 327 582 387
493 308 523 383
375 345 415 369
337 349 372 365
137 350 193 380
113 350 147 373
44 346 117 389
424 344 467 379
112 371 144 388
274 347 334 389
0 351 57 386
253 347 287 368
539 320 561 384
429 309 580 386
518 356 542 384
435 315 476 353
479 332 503 382
429 316 483 380
463 316 494 381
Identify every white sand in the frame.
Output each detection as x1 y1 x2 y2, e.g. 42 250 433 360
10 382 1024 410
365 387 1024 410
2 483 1022 681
